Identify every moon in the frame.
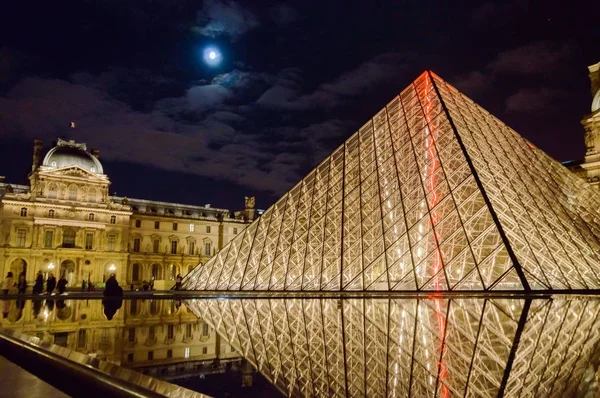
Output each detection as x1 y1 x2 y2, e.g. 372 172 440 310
203 47 221 66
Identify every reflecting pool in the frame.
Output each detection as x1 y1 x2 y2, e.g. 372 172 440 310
1 296 600 397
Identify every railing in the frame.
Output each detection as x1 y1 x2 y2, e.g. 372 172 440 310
0 328 206 398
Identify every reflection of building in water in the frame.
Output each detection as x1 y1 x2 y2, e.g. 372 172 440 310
0 299 241 375
0 136 259 288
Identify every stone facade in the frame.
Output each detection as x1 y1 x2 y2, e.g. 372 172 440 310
0 138 257 289
568 61 600 184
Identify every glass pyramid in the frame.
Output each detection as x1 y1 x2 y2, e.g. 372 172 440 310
182 71 600 292
183 296 600 397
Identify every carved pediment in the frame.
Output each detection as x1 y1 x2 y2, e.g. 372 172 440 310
40 166 108 182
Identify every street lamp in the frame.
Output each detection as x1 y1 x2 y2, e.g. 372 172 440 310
47 263 55 270
108 264 116 272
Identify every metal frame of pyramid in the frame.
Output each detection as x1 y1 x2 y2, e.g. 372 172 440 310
182 71 600 292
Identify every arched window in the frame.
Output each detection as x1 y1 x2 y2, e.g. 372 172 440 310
150 300 160 315
48 209 55 218
68 185 77 201
88 213 95 221
20 208 27 217
151 264 161 280
62 228 76 248
169 264 177 280
132 263 140 281
47 184 57 199
129 299 139 316
110 215 116 224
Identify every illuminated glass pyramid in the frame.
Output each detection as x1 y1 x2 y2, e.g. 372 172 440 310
182 71 600 292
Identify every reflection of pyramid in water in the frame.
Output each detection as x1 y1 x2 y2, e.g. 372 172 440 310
184 297 600 397
183 71 600 291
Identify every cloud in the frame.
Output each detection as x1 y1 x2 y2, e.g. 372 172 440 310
489 41 573 76
505 87 569 112
257 52 408 110
194 0 259 39
452 71 493 96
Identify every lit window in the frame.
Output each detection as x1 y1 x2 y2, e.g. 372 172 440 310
128 328 135 343
185 347 190 358
171 240 178 254
16 229 26 247
132 264 140 281
20 208 27 217
85 232 93 250
206 226 211 233
63 228 76 248
154 221 160 230
204 242 211 256
78 330 86 348
44 230 54 248
173 223 178 231
188 241 195 255
48 209 55 217
108 234 116 251
110 215 116 224
152 264 161 279
48 184 57 198
135 220 141 228
88 213 95 221
68 186 77 200
189 224 195 232
133 238 141 253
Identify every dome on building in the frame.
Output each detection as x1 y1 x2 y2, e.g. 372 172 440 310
42 139 103 174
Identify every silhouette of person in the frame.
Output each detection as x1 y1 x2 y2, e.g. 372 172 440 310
33 271 44 294
46 273 57 295
102 298 123 320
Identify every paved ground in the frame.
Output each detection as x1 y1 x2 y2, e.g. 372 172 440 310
0 356 69 397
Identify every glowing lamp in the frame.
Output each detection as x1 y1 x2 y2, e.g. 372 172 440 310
109 264 116 272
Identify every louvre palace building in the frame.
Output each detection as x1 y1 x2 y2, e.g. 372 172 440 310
0 136 258 289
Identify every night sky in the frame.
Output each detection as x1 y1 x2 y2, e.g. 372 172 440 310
0 0 598 211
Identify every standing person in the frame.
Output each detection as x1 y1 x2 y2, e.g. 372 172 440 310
17 273 27 294
87 278 93 291
33 271 44 295
81 279 86 291
46 272 57 295
149 277 154 291
57 275 68 294
2 272 14 295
